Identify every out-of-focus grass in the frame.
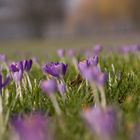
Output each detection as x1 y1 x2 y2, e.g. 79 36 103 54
0 33 140 60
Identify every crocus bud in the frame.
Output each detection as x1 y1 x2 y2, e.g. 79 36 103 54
43 62 68 78
87 56 99 66
13 70 23 84
81 66 99 82
24 59 33 72
93 44 103 55
67 49 75 57
41 79 57 95
57 49 65 58
78 60 89 73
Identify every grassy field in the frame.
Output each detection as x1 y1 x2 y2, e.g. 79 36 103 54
0 35 140 140
0 33 140 59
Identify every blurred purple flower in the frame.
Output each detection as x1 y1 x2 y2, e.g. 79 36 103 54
41 79 58 95
57 49 65 58
43 62 68 78
81 66 99 82
78 58 108 86
58 83 66 95
85 49 92 58
131 44 140 52
0 74 10 91
87 56 99 66
78 56 98 73
0 54 7 62
13 70 23 83
67 49 76 57
121 46 131 54
121 44 140 54
93 44 103 55
97 72 108 86
83 106 118 140
12 113 48 140
78 60 89 72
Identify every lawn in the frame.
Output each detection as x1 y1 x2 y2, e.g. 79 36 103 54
0 35 140 140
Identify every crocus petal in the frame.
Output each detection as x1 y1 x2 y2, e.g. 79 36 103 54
13 70 23 83
41 79 58 95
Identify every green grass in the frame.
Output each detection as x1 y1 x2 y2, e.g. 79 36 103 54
0 54 140 139
0 37 140 139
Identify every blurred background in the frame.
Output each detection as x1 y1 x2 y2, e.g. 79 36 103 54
0 0 140 61
0 0 140 41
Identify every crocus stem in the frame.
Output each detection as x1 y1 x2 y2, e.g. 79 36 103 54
50 94 61 116
91 83 100 105
61 78 68 93
0 95 3 117
25 72 32 92
0 94 6 138
98 85 106 108
4 92 19 126
61 57 65 63
16 83 22 100
72 57 78 73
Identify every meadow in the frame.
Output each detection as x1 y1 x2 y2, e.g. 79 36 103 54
0 36 140 140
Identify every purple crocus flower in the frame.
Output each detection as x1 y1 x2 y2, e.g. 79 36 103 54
40 79 62 115
131 44 140 52
10 59 33 73
67 49 76 57
23 59 33 72
121 46 130 54
83 106 118 140
13 70 23 84
57 49 65 58
121 44 140 54
0 54 7 62
0 74 10 91
41 79 58 95
81 66 99 82
78 60 89 72
78 56 98 73
78 59 108 86
12 113 48 140
43 62 68 78
93 44 103 55
87 56 99 66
